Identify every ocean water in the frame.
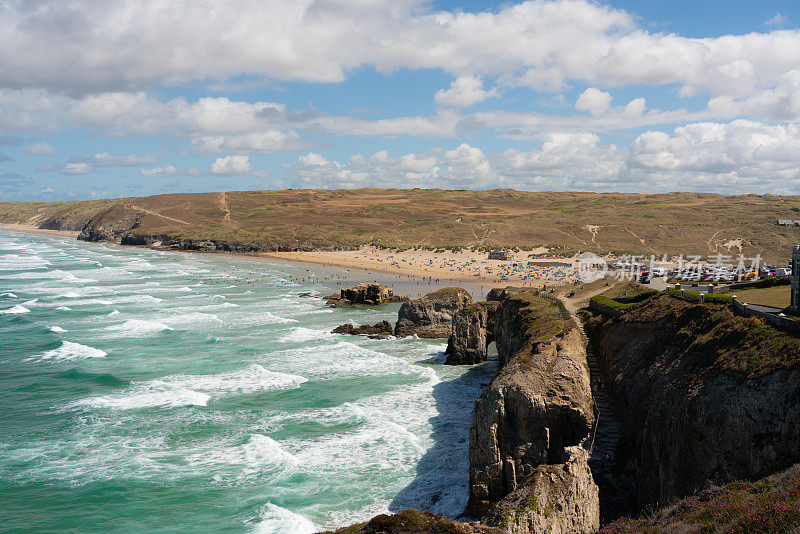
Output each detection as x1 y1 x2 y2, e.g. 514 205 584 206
0 231 495 533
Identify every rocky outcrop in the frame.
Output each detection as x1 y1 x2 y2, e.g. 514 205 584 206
394 287 473 338
322 509 505 533
326 283 406 307
78 205 143 244
483 447 599 534
467 291 595 522
332 320 394 338
445 301 499 365
584 295 800 513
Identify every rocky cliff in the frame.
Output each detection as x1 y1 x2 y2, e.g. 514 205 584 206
395 287 473 338
584 295 800 513
445 301 499 365
467 290 596 533
483 447 599 534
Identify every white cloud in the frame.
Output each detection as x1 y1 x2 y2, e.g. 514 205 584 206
191 131 306 154
575 88 613 116
765 13 788 28
435 75 497 107
60 162 93 174
35 163 56 172
86 152 155 167
209 155 251 175
25 142 54 156
140 165 179 177
0 0 798 109
286 120 800 193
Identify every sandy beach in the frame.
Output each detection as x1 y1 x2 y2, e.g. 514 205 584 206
0 224 80 237
265 246 579 289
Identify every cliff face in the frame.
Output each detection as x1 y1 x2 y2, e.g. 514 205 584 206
78 205 143 243
395 287 473 338
467 291 595 530
483 447 599 534
445 301 499 365
585 295 800 511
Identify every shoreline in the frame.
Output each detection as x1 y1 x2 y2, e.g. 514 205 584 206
263 247 578 289
0 223 80 237
1 227 579 298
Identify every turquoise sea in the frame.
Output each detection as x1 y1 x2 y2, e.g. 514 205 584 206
0 231 494 533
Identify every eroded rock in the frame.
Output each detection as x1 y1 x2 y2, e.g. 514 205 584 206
467 292 593 519
445 301 499 365
332 320 394 338
326 283 406 307
483 447 599 534
394 287 473 338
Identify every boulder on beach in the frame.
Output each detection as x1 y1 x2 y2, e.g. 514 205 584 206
325 283 407 307
394 287 473 338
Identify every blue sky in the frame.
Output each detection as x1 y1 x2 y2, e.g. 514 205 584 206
2 0 800 200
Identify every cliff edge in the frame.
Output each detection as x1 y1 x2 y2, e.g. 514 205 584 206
584 294 800 513
467 290 597 533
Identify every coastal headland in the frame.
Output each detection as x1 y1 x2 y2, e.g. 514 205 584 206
3 189 800 265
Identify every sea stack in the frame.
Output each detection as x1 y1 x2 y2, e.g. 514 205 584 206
325 282 406 307
394 287 473 338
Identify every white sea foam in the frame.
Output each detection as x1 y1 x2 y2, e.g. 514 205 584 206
49 326 67 333
105 319 172 337
108 310 120 316
0 305 30 314
272 342 416 380
0 292 17 298
28 341 106 362
73 365 306 410
76 384 210 410
187 434 299 482
278 327 333 343
250 503 316 534
56 306 72 311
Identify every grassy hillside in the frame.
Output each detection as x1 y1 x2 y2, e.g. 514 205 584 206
601 463 800 533
3 189 800 261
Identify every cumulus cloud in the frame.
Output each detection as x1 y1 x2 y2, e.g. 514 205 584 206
287 120 800 193
25 142 54 156
191 130 306 154
0 0 798 108
436 76 498 107
575 88 613 116
209 155 251 175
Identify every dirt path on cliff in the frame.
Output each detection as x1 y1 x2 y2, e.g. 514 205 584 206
126 204 191 226
559 282 617 319
218 192 236 228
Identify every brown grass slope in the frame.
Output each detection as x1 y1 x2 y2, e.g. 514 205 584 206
3 189 800 261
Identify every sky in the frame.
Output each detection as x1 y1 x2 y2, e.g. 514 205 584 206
2 0 800 201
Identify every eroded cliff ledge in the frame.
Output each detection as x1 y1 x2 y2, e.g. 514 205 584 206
467 290 597 532
584 294 800 513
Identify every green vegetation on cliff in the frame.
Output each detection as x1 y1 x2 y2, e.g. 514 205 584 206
602 463 800 533
589 294 800 377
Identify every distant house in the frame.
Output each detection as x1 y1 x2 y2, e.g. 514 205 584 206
488 250 511 261
775 220 800 226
